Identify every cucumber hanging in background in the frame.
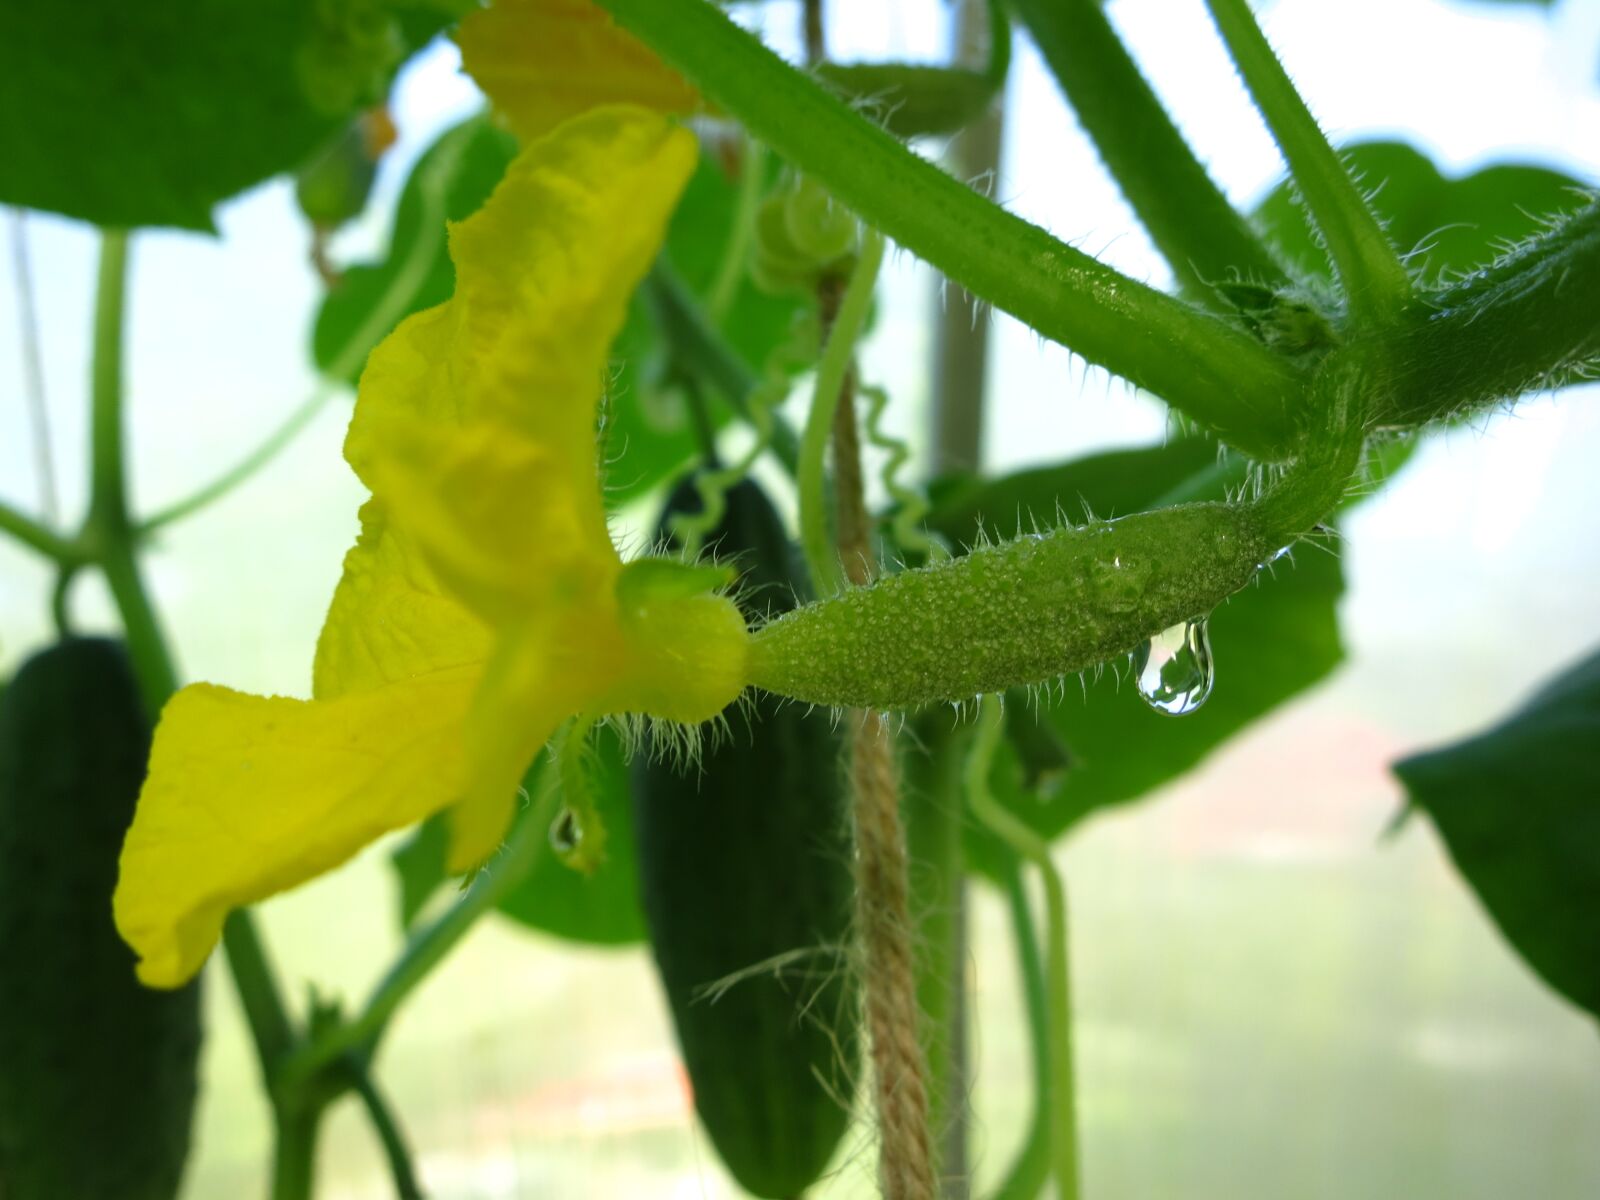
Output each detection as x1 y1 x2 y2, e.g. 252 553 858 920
0 639 202 1200
632 477 859 1199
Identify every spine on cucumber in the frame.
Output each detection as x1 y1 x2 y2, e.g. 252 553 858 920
632 477 859 1199
0 639 202 1200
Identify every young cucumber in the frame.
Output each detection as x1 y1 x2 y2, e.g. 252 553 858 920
632 477 859 1199
0 639 202 1200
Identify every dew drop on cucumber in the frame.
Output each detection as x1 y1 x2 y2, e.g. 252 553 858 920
1134 616 1215 716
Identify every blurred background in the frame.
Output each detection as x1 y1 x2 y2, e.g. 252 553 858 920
2 0 1598 1195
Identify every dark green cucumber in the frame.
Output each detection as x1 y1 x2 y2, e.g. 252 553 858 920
0 639 202 1200
633 478 859 1198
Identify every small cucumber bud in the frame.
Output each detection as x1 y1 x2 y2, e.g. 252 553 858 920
749 174 858 294
782 176 858 264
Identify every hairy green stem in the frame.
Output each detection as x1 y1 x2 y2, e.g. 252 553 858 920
1009 0 1286 300
799 230 885 595
966 697 1078 1200
595 0 1305 458
1376 200 1600 428
1205 0 1410 323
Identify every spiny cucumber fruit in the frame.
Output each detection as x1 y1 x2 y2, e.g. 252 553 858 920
632 477 859 1199
0 639 202 1200
751 500 1276 709
750 406 1364 713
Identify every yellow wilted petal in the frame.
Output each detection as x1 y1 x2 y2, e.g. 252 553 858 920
448 622 574 872
343 105 697 528
365 416 612 626
313 498 493 700
457 0 699 142
115 673 475 987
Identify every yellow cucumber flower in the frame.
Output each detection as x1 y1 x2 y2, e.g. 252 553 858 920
114 107 749 989
455 0 699 142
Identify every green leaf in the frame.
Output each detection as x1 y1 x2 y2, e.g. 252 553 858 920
1255 140 1588 285
1393 646 1600 1020
389 725 645 946
313 114 519 383
934 440 1346 876
0 0 442 230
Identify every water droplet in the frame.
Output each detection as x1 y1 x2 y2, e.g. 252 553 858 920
1133 618 1214 716
549 807 582 855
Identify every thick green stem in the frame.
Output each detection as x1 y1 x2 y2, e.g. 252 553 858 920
595 0 1305 458
1376 200 1600 428
799 230 885 596
1205 0 1411 324
271 1101 326 1200
1009 0 1286 300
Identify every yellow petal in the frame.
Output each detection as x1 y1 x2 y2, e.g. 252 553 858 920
345 106 697 488
340 107 696 620
313 498 493 700
115 673 475 987
456 0 699 142
364 416 614 626
449 623 574 872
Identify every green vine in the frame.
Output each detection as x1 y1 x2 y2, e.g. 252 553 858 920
594 0 1308 460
